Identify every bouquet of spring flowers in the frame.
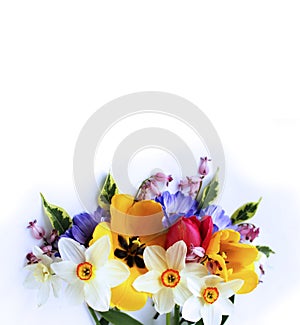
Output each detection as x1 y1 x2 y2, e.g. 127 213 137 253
24 157 274 325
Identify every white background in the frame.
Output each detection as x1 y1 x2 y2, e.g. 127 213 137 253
1 1 300 324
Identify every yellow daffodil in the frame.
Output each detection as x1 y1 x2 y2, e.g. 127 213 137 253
90 194 166 311
205 229 259 294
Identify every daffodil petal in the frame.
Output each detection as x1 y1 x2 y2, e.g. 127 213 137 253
86 235 110 268
58 238 85 264
37 282 50 306
182 296 202 323
98 259 130 288
132 270 161 294
85 280 111 312
153 288 174 314
186 276 203 297
166 241 186 271
202 303 223 325
144 245 167 272
218 279 244 298
23 270 38 289
216 296 234 316
51 276 62 297
173 282 192 306
203 275 223 287
51 261 77 284
182 263 208 283
33 246 53 265
65 282 85 305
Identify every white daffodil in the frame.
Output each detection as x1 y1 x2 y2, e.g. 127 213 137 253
23 246 61 306
51 235 130 311
182 275 244 325
132 240 208 314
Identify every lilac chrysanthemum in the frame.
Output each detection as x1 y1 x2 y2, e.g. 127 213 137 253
198 205 235 233
155 191 198 227
61 206 110 246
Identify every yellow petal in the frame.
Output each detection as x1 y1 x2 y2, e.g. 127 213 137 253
110 194 165 236
110 267 148 311
228 268 259 294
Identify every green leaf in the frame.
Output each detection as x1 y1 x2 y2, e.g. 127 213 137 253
230 198 262 225
98 173 119 210
40 193 72 235
197 168 219 209
99 309 143 325
256 245 275 257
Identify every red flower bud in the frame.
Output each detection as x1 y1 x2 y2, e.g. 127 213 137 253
165 216 201 249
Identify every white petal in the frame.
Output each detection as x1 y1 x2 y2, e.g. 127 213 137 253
132 270 162 294
58 238 85 263
182 262 208 279
33 246 53 266
84 280 110 311
98 259 129 287
186 276 204 298
203 275 223 287
51 261 77 284
202 303 223 325
153 288 174 314
65 282 85 305
218 279 244 298
23 270 38 289
173 282 192 306
37 282 50 306
182 296 202 323
143 245 167 272
216 297 234 316
51 276 62 297
166 241 186 271
86 235 110 268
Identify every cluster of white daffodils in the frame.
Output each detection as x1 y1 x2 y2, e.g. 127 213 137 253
24 236 130 311
133 241 244 325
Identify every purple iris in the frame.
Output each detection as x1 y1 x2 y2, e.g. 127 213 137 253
155 191 198 227
198 205 235 233
61 206 110 246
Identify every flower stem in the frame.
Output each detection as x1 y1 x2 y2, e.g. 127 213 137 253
87 306 101 325
166 312 171 325
174 304 180 324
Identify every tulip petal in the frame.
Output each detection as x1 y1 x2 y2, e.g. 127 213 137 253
166 241 186 271
228 269 259 294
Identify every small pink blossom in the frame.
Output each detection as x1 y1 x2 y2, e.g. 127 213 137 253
237 223 260 242
153 172 173 185
178 176 202 197
27 220 46 240
41 245 53 256
198 156 211 176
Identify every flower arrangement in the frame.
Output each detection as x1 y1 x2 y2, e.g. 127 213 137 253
24 158 274 325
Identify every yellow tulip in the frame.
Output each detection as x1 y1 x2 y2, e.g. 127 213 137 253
90 194 166 311
206 229 259 294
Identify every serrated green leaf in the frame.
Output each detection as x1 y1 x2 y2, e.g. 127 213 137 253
40 193 72 235
230 198 262 225
99 309 143 325
197 168 219 209
98 173 119 210
256 245 275 257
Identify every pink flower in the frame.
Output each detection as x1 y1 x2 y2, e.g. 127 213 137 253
153 172 173 185
198 157 211 176
27 220 46 240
